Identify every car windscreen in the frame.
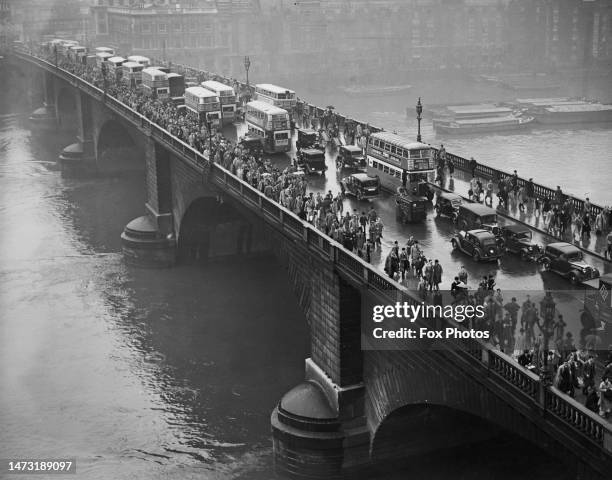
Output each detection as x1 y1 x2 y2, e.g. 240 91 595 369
566 251 583 261
514 231 532 240
361 180 379 188
481 215 497 224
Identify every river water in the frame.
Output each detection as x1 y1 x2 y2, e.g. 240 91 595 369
0 78 604 479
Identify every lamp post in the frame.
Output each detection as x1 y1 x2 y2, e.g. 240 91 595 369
101 61 108 97
539 291 556 385
205 113 213 162
416 97 423 143
243 55 251 104
53 44 58 67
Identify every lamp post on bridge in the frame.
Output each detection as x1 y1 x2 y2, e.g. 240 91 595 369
204 113 213 163
243 55 251 104
538 291 556 385
416 97 423 143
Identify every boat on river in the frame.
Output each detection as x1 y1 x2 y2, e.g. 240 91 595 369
433 104 534 134
340 84 412 96
532 102 612 125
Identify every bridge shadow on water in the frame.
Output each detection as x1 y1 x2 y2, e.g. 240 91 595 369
359 404 572 480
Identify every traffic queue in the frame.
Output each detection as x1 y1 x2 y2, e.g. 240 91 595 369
32 39 603 290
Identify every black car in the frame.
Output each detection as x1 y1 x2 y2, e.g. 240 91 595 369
541 242 600 284
296 128 322 151
298 148 327 175
239 134 264 157
455 203 498 232
497 225 542 261
340 173 380 200
336 145 365 170
434 192 462 221
451 229 503 262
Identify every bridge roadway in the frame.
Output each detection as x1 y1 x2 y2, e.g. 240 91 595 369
229 121 610 349
10 50 612 479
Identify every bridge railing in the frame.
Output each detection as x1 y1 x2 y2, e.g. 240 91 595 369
14 50 612 454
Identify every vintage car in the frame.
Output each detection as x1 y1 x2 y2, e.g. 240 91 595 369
296 128 322 151
340 173 380 200
395 187 428 223
451 229 503 262
497 224 542 261
434 192 462 220
239 134 264 157
540 242 600 284
298 148 327 175
336 145 366 170
455 203 498 232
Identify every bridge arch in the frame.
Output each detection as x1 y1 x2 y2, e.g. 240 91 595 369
177 196 256 264
95 119 143 173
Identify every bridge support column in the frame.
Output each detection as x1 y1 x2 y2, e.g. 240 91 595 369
272 271 370 478
121 139 176 268
28 71 56 125
58 90 95 171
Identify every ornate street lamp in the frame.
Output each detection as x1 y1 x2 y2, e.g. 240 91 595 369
416 97 423 143
538 291 556 385
243 56 251 103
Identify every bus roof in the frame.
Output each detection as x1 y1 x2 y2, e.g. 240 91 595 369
122 61 143 69
108 56 125 63
142 67 166 75
185 86 218 98
127 55 149 62
246 100 288 115
255 83 295 94
96 52 113 58
370 131 430 151
167 73 183 78
201 80 234 93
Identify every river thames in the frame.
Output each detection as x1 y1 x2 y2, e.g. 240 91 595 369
1 78 609 478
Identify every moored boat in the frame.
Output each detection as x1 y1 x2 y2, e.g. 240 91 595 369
532 103 612 125
433 104 533 134
340 84 412 96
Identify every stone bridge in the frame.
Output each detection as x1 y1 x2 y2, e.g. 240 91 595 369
8 51 612 480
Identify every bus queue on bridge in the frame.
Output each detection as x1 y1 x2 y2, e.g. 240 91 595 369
17 38 612 420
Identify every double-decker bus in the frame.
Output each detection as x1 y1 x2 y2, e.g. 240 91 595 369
141 68 169 99
366 131 435 192
245 100 291 153
254 84 296 115
127 55 150 67
184 86 221 127
107 56 126 80
95 46 115 56
201 80 237 125
121 61 144 88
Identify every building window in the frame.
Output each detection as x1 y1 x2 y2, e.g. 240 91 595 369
142 22 151 34
173 21 182 32
158 23 167 34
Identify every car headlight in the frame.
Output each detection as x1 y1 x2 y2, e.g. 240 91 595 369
528 246 533 251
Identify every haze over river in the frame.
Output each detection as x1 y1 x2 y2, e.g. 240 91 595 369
1 78 609 478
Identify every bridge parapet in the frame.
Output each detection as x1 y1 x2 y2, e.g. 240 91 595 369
10 49 612 477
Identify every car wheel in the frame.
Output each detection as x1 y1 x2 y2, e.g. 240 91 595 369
451 239 459 251
473 251 481 262
542 259 551 271
520 250 528 261
569 273 579 285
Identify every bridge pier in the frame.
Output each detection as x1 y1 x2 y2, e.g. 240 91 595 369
121 138 176 268
272 270 370 478
28 71 56 126
58 90 96 171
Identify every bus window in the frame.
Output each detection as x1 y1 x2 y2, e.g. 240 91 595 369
384 143 391 152
390 146 396 154
378 163 384 171
395 170 401 179
383 165 389 174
